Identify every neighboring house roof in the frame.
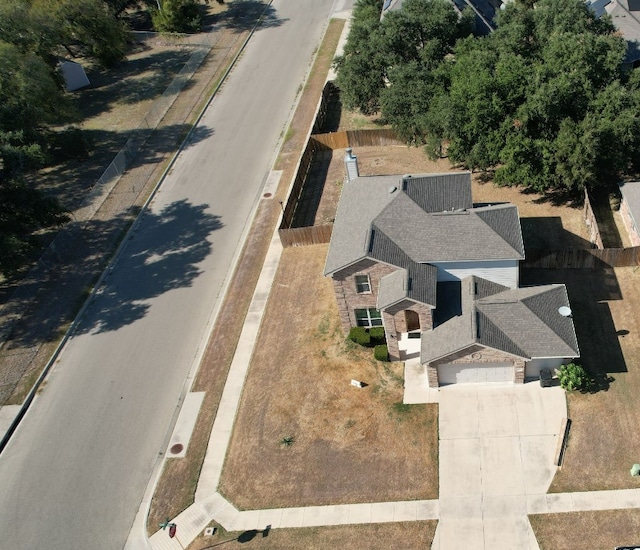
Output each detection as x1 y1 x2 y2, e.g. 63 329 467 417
324 172 524 277
589 0 640 64
619 181 640 225
586 0 612 17
421 276 580 363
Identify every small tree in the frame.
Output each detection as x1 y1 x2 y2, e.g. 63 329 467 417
152 0 202 33
557 362 590 392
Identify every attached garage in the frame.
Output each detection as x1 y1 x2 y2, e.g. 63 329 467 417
437 362 514 385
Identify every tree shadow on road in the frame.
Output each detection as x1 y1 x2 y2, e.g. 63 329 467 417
212 1 286 32
76 200 223 334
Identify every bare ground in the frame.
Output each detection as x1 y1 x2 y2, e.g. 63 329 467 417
313 145 591 250
218 244 438 509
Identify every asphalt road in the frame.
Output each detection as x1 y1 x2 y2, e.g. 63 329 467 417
0 1 334 548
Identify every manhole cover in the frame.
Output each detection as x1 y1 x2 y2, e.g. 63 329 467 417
263 192 272 198
170 443 184 454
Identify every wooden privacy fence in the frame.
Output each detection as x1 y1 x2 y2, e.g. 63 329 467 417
523 247 640 268
312 128 403 150
279 223 333 247
583 188 604 249
279 138 324 230
312 81 338 135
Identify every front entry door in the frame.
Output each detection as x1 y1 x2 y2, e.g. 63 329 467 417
405 310 420 331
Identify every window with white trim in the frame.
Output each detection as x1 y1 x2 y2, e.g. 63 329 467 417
355 274 371 293
355 308 382 327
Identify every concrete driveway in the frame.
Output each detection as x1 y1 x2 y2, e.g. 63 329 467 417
432 383 567 550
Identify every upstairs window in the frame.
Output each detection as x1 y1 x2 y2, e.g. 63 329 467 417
355 274 371 293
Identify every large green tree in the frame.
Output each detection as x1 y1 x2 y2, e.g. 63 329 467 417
335 0 472 116
0 0 130 276
333 0 386 114
337 0 638 193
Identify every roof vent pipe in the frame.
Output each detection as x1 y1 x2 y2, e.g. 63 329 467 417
345 148 359 181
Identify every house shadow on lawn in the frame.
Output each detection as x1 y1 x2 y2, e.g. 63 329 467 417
521 216 594 250
521 267 626 392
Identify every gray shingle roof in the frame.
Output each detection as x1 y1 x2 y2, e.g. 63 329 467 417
324 171 524 310
403 173 472 213
378 269 408 309
420 313 475 363
369 226 438 306
619 181 640 226
324 175 400 276
373 200 524 262
421 277 580 363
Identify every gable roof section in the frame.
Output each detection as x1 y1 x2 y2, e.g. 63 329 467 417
476 285 579 358
403 173 472 213
324 175 399 276
369 226 438 306
421 277 580 363
378 268 408 309
373 200 524 262
473 276 509 299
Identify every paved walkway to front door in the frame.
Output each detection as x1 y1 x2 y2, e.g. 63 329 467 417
432 383 566 550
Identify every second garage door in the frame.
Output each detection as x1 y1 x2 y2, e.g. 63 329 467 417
438 362 514 385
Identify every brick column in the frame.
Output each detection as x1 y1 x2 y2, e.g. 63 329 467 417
427 364 439 388
514 359 525 384
383 311 399 361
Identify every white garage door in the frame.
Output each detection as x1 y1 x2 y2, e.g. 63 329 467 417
438 362 514 385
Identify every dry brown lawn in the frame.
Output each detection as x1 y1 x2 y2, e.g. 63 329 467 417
542 266 640 493
185 520 437 550
530 510 640 550
218 244 438 509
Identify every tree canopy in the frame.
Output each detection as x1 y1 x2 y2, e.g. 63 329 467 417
336 0 640 193
0 0 131 276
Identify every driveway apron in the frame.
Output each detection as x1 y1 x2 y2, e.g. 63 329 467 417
432 383 566 549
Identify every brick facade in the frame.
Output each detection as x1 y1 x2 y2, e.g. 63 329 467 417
426 344 526 387
332 260 435 361
332 259 398 334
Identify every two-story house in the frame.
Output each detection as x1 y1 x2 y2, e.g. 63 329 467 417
324 153 579 387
